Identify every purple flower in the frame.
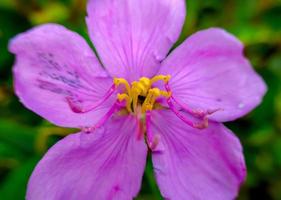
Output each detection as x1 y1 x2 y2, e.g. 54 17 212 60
9 0 266 199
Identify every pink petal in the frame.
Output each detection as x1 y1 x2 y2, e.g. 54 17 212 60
159 28 267 122
27 115 147 200
150 110 246 200
9 24 115 128
86 0 186 82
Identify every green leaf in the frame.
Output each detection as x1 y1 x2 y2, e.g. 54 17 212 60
0 119 36 154
0 8 30 69
0 156 39 200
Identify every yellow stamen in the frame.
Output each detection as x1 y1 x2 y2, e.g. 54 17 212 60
131 82 141 111
160 90 172 98
131 89 140 112
117 93 132 112
113 75 171 113
141 89 154 113
151 75 171 85
139 77 151 90
113 78 131 96
141 88 170 113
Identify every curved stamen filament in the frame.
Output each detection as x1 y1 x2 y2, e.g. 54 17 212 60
67 84 116 113
165 82 210 129
167 98 208 129
82 100 123 133
170 95 221 117
165 82 221 118
94 101 122 129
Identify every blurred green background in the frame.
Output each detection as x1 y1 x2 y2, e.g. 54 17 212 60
0 0 281 199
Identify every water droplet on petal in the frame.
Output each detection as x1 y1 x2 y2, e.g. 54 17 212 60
238 103 245 109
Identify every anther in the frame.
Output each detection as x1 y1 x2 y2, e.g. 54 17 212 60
151 75 171 84
141 88 170 113
113 75 172 114
131 85 142 112
141 89 155 113
160 90 172 98
139 77 151 88
113 78 131 96
117 93 132 112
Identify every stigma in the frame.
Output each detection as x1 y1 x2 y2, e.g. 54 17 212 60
113 75 171 113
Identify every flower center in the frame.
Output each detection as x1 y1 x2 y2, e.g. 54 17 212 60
66 73 221 150
113 75 171 113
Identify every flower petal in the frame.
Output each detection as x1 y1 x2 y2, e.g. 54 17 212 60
86 0 186 81
9 24 115 128
159 28 267 122
150 110 246 200
27 115 147 200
